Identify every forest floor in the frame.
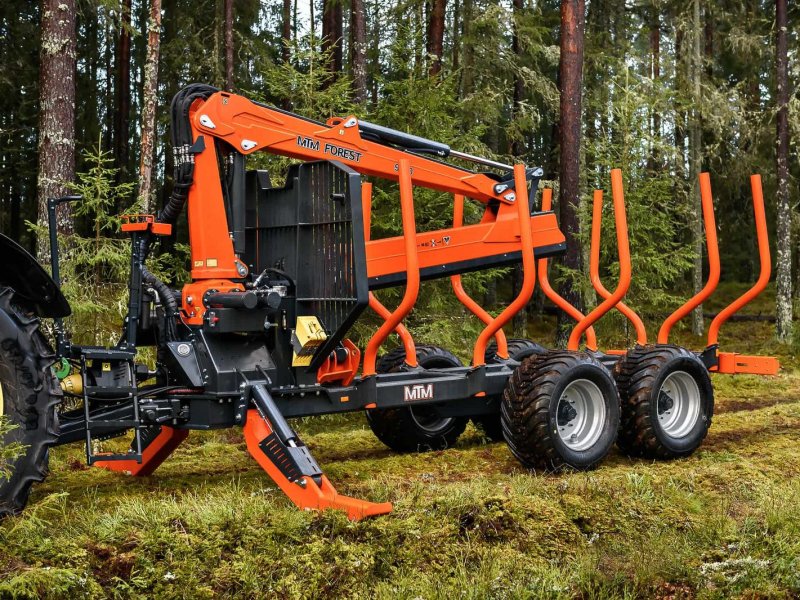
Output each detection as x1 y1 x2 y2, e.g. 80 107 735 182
2 284 800 599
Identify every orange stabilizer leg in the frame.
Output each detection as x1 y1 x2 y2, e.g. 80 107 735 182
243 409 392 520
94 426 189 476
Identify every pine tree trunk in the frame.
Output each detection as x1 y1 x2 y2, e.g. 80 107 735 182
224 0 234 91
113 0 131 180
138 0 161 213
36 0 76 261
648 5 659 171
322 0 343 80
511 0 527 336
689 0 703 336
451 0 460 72
350 0 367 104
427 0 446 75
555 0 585 348
282 0 292 65
775 0 792 340
460 0 473 98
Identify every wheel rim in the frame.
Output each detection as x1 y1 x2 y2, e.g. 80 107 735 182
409 406 451 434
657 371 701 438
556 379 606 451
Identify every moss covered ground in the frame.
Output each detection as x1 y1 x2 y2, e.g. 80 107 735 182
2 286 800 599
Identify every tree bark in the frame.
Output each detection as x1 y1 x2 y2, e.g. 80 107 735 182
648 3 659 171
689 0 703 336
451 0 460 72
224 0 234 91
427 0 446 75
282 0 292 65
36 0 76 261
350 0 367 103
775 0 792 340
511 0 527 336
460 0 474 98
138 0 161 213
555 0 585 347
113 0 131 180
322 0 343 79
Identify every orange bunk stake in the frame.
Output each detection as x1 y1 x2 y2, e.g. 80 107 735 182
361 182 417 367
537 188 598 350
658 172 720 344
450 194 509 360
569 169 631 352
94 426 189 476
472 165 536 366
363 160 420 376
589 189 647 349
706 174 779 375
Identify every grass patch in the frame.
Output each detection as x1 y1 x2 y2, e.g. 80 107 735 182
2 369 800 598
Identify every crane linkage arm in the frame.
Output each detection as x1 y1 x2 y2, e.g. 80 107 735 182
192 91 519 205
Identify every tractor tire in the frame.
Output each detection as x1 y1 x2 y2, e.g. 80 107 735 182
614 345 713 459
474 338 547 442
366 345 468 452
501 350 620 472
0 287 61 518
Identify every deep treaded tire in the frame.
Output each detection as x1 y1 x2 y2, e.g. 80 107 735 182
615 345 713 459
501 351 620 471
474 339 546 441
366 345 468 452
0 287 61 517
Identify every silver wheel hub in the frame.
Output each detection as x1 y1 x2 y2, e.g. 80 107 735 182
409 406 450 434
657 371 701 438
556 379 606 451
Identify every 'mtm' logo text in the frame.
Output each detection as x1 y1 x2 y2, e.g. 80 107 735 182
403 384 434 402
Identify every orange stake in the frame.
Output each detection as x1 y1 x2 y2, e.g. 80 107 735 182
658 173 720 344
537 188 598 349
361 182 417 366
450 194 509 359
589 189 647 345
569 169 631 351
472 165 536 366
707 174 770 347
363 160 420 375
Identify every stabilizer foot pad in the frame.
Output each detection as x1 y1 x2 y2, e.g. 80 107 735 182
94 426 189 476
243 409 392 520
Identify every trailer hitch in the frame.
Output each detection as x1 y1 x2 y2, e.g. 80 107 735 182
243 382 392 520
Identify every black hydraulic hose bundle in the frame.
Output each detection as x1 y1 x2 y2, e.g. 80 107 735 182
158 84 219 225
139 84 218 341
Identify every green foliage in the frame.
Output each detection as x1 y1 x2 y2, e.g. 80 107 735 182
29 142 188 346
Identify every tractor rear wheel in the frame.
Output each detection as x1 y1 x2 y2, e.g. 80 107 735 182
614 345 713 459
0 287 61 517
474 338 546 442
366 345 468 452
501 350 620 471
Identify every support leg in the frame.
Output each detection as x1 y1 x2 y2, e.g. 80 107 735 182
244 385 392 520
94 426 189 476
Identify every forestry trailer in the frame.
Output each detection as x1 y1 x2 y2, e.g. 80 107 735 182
0 85 779 519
